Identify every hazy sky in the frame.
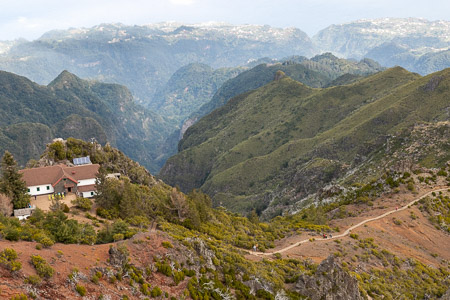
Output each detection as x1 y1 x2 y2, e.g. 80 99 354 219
1 0 449 41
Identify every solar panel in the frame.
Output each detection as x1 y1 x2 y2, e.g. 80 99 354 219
73 156 92 165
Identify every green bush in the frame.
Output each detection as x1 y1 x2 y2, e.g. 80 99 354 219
91 272 102 284
25 275 42 286
156 262 172 277
75 284 87 296
256 289 274 300
173 270 185 285
30 255 54 278
113 233 124 242
34 233 54 248
10 293 28 300
151 286 163 297
72 197 92 211
62 204 70 213
393 218 402 225
182 268 196 277
161 241 173 249
96 207 113 219
0 248 22 272
350 233 359 239
141 283 151 296
4 226 20 241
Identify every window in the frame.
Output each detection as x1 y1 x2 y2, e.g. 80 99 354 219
47 186 50 190
37 187 40 192
91 192 94 196
27 188 30 193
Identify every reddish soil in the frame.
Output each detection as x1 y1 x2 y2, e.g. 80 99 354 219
0 229 188 299
246 185 450 268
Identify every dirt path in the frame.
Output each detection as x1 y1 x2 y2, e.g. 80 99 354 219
249 188 448 256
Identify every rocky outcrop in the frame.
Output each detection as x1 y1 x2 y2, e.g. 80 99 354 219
108 245 129 268
295 255 363 300
186 237 216 270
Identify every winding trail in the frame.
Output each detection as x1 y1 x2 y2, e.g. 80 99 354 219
249 188 448 256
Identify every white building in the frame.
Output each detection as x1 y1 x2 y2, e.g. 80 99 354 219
19 164 100 198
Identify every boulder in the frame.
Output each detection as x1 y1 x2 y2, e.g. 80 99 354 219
295 255 363 300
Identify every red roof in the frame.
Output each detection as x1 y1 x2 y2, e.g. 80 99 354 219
77 184 96 192
20 164 99 187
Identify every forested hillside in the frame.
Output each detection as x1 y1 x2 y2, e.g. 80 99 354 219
0 70 170 172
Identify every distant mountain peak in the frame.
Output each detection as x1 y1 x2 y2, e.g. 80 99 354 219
274 70 287 81
48 70 85 90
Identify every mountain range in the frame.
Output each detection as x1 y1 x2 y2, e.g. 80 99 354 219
0 22 314 108
0 18 449 173
0 55 384 172
0 70 170 172
314 18 450 74
160 66 450 216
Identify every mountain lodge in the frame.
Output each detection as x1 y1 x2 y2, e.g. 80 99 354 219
19 164 100 198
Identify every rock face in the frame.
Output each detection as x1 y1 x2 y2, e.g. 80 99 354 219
186 237 216 270
295 255 363 300
109 245 129 268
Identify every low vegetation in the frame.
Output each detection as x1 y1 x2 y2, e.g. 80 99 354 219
30 255 54 279
0 248 21 273
419 193 450 233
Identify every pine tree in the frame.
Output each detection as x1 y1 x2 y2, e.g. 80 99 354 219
0 151 30 209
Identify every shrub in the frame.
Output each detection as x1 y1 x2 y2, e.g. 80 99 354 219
393 218 402 225
91 273 100 284
437 169 448 177
156 262 172 277
161 241 173 249
126 216 150 229
96 207 112 219
350 233 359 239
113 233 124 242
10 294 28 300
4 226 20 241
182 268 196 277
151 286 163 297
173 270 185 285
38 236 54 248
141 283 151 296
25 275 42 286
75 284 87 296
62 204 70 213
30 255 54 278
72 197 92 211
256 289 274 300
0 248 22 272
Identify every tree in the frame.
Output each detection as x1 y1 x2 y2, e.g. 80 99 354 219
0 151 30 209
168 187 189 221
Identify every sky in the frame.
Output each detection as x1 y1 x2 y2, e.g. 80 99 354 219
0 0 449 41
